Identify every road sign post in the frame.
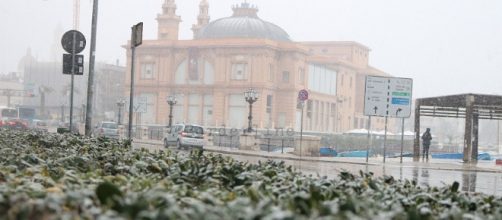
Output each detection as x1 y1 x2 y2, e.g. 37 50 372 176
400 118 405 163
61 30 86 133
366 116 372 163
364 76 413 163
128 22 143 140
298 89 309 159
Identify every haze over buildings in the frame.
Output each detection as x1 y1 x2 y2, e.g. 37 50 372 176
0 0 501 99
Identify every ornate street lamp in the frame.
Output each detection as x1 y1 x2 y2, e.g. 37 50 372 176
116 100 126 125
166 95 177 127
244 88 258 133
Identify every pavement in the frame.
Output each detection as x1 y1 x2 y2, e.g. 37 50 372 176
132 139 502 196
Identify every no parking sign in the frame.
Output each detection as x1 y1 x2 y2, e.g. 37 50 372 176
298 89 309 102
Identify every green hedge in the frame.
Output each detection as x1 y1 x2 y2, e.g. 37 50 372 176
0 129 501 219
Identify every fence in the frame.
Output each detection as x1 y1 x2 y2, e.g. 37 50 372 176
121 125 462 158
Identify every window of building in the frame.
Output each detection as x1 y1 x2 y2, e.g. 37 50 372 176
269 64 274 82
308 64 337 95
173 95 185 124
141 63 155 79
231 63 247 80
265 95 273 127
307 100 313 118
277 112 286 128
354 118 358 128
188 94 201 124
203 95 213 126
188 58 199 81
314 101 319 129
298 67 305 84
266 95 273 113
139 93 157 124
282 71 290 83
228 94 247 128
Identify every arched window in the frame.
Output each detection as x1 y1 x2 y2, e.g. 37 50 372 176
175 59 215 85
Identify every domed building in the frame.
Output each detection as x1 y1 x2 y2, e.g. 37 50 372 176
125 0 390 133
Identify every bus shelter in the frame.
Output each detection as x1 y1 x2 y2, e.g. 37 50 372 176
414 94 502 162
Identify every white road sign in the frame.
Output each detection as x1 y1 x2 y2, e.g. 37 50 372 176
133 96 147 113
364 75 413 118
125 96 147 114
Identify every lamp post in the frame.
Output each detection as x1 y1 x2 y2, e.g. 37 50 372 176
116 100 125 125
244 88 258 133
166 95 177 127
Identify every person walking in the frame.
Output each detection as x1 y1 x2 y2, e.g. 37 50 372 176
422 128 432 161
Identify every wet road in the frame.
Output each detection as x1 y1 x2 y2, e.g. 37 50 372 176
133 142 502 196
228 154 502 196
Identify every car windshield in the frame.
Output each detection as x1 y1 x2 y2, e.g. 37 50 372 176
184 125 204 134
102 123 118 129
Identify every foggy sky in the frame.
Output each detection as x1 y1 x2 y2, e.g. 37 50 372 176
1 0 501 98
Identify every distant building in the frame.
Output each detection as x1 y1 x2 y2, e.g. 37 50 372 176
124 0 391 132
18 49 125 122
0 72 24 108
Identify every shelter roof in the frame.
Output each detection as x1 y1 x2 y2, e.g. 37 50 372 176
417 93 502 120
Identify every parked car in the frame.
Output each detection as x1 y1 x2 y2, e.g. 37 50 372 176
31 119 48 131
59 122 80 134
2 119 29 130
94 121 119 138
163 124 205 150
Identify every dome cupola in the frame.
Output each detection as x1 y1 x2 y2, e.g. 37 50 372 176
196 2 291 42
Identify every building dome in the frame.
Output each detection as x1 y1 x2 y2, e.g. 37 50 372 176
196 3 291 42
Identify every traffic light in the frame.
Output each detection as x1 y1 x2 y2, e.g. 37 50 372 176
63 54 84 75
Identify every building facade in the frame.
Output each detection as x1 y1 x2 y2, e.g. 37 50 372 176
124 0 391 133
0 72 24 108
19 49 125 122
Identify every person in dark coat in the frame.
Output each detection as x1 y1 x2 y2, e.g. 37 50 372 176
422 128 432 161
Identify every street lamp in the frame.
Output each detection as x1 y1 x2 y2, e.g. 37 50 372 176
116 100 126 125
166 95 177 127
244 88 258 133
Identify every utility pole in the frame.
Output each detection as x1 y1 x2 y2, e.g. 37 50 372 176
73 0 80 30
85 0 99 136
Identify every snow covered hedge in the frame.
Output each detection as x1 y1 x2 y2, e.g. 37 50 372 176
0 129 501 219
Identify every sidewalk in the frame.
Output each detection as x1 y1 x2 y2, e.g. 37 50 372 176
133 139 502 174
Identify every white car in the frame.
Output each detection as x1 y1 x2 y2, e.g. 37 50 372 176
94 121 119 138
163 124 205 150
31 119 48 131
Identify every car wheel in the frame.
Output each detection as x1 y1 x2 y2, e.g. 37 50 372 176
164 139 169 148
